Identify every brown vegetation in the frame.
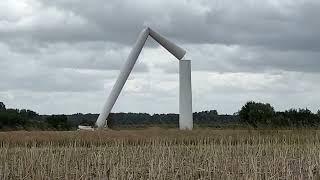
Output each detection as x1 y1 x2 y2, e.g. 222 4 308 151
0 128 320 179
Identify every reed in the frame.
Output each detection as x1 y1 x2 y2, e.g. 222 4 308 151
0 128 319 179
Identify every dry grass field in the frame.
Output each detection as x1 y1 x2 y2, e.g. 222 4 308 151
0 128 320 179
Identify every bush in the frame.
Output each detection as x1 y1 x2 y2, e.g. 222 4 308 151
0 102 5 111
239 101 275 127
46 115 71 130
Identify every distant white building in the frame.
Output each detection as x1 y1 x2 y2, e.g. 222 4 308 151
78 125 94 131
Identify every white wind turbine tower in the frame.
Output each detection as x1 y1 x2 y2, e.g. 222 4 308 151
95 27 193 130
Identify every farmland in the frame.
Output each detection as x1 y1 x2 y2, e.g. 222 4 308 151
0 128 320 179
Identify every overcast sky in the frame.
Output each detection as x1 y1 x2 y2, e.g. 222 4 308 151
1 0 320 115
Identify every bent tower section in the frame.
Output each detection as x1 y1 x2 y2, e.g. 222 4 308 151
95 28 149 128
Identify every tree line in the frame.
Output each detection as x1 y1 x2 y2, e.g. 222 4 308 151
68 110 239 128
0 102 71 130
0 101 319 130
239 101 320 128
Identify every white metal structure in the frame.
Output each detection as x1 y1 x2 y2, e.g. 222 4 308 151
78 125 94 131
179 60 193 129
96 27 193 130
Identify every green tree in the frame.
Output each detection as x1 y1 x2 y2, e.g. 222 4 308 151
283 108 318 127
79 119 94 126
107 113 115 129
46 115 71 130
0 102 5 111
239 101 275 127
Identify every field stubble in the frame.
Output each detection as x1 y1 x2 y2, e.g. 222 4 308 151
0 128 319 179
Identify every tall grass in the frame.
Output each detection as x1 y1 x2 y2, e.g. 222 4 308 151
0 128 319 179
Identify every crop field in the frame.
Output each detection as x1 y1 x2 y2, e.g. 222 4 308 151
0 128 320 179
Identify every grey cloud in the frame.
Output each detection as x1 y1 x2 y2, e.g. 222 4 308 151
192 71 320 114
36 42 149 72
2 0 317 52
0 65 110 92
0 42 121 92
185 44 320 73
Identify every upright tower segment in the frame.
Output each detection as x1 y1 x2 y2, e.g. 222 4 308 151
179 60 193 130
96 27 193 129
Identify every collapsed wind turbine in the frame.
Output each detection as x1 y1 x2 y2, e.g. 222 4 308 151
96 27 193 130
